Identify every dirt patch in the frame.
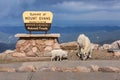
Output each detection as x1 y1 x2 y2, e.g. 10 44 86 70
67 50 120 60
0 50 120 64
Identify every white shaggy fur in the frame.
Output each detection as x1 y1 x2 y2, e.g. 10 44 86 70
51 49 68 61
77 34 92 60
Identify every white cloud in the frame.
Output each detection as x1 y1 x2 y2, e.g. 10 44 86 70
0 0 120 26
53 1 100 12
53 1 120 21
0 0 36 18
55 11 120 20
0 0 35 26
53 1 120 12
112 3 120 9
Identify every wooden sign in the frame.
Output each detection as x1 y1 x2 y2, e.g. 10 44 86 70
23 11 53 32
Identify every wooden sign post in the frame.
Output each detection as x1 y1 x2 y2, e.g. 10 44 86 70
23 11 53 33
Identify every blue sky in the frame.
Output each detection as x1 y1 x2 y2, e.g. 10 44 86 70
0 0 120 26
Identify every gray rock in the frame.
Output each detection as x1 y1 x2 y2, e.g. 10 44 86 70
0 66 16 72
98 66 120 73
17 65 36 72
60 41 78 50
111 40 120 49
76 66 91 72
90 65 99 72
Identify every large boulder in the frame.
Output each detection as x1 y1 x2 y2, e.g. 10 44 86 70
60 41 78 50
91 43 100 50
102 44 111 50
111 40 120 49
98 66 120 73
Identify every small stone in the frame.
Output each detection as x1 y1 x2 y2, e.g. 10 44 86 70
91 43 100 50
12 52 26 57
20 47 24 51
102 44 111 50
76 66 91 72
4 50 14 54
44 46 52 51
51 67 63 72
51 66 56 72
62 67 77 72
36 40 44 45
17 39 26 45
32 47 38 53
17 65 36 72
90 65 99 72
26 51 36 57
53 43 61 49
40 67 51 72
31 40 36 46
43 51 52 57
51 67 77 72
23 43 31 51
44 40 54 46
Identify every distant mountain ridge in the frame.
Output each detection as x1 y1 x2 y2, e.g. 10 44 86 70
0 42 15 52
0 26 120 34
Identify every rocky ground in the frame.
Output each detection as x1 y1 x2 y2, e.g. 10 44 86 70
1 39 120 63
0 40 120 80
0 47 120 64
1 60 120 80
0 47 120 80
68 50 120 60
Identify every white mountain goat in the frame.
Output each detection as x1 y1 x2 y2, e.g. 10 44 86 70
77 34 92 60
50 49 68 61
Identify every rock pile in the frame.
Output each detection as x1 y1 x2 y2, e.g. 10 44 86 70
99 40 120 57
60 42 99 51
1 38 120 61
60 40 120 51
100 40 120 50
1 65 120 73
101 44 111 50
15 38 60 57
